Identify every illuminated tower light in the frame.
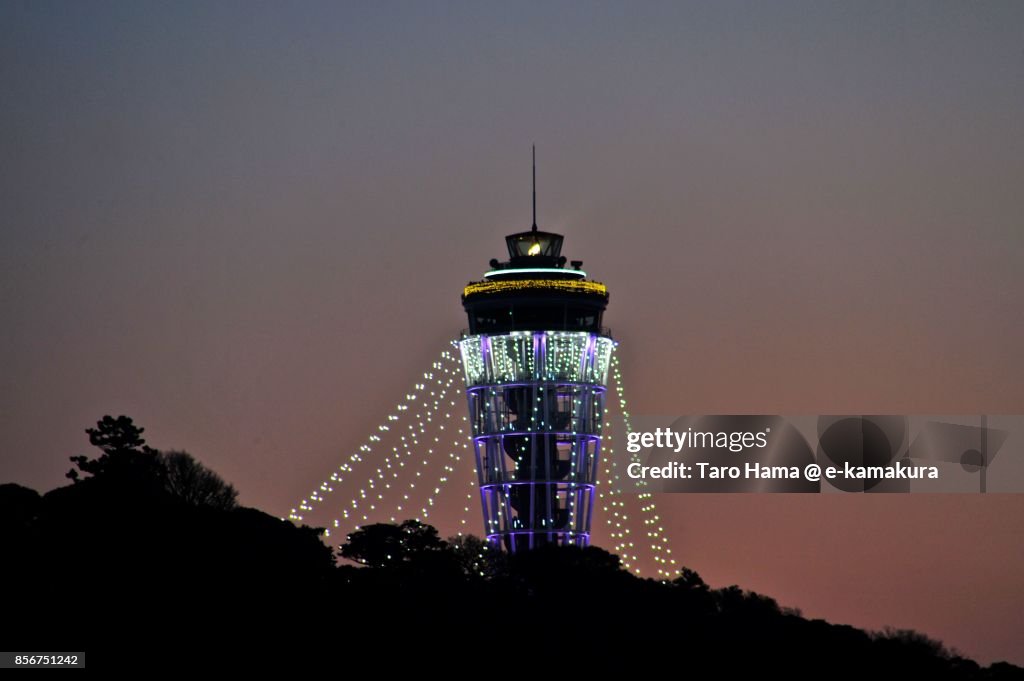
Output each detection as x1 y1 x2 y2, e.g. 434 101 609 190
458 195 614 552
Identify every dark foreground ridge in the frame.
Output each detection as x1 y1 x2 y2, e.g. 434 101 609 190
2 416 1021 675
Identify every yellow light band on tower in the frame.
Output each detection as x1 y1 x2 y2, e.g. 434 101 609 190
463 279 608 297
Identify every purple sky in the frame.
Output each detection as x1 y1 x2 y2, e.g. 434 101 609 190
2 1 1023 665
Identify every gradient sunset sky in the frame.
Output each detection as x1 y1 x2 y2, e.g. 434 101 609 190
2 1 1023 664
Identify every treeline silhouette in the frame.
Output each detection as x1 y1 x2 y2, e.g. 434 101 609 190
1 415 1021 675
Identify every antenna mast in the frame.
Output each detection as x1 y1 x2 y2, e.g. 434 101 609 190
531 145 537 231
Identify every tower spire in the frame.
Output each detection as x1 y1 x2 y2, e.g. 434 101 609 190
531 145 537 231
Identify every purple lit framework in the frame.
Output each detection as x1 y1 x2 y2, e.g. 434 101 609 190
458 331 615 551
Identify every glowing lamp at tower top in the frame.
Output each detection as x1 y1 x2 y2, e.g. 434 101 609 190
457 150 614 552
461 224 609 334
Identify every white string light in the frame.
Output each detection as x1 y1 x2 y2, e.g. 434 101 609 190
327 349 460 532
287 347 450 524
609 354 678 580
317 349 474 546
600 411 641 570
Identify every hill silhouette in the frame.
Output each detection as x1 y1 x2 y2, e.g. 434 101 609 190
1 415 1021 675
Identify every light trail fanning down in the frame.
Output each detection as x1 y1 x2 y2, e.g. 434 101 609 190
609 354 678 580
287 347 456 525
287 344 678 580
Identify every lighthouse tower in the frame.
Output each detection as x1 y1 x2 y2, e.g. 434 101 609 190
458 152 614 551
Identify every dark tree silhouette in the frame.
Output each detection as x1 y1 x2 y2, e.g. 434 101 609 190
65 416 237 511
339 519 445 567
87 414 148 454
159 450 238 510
875 627 953 660
66 414 160 484
675 566 708 591
447 533 506 578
